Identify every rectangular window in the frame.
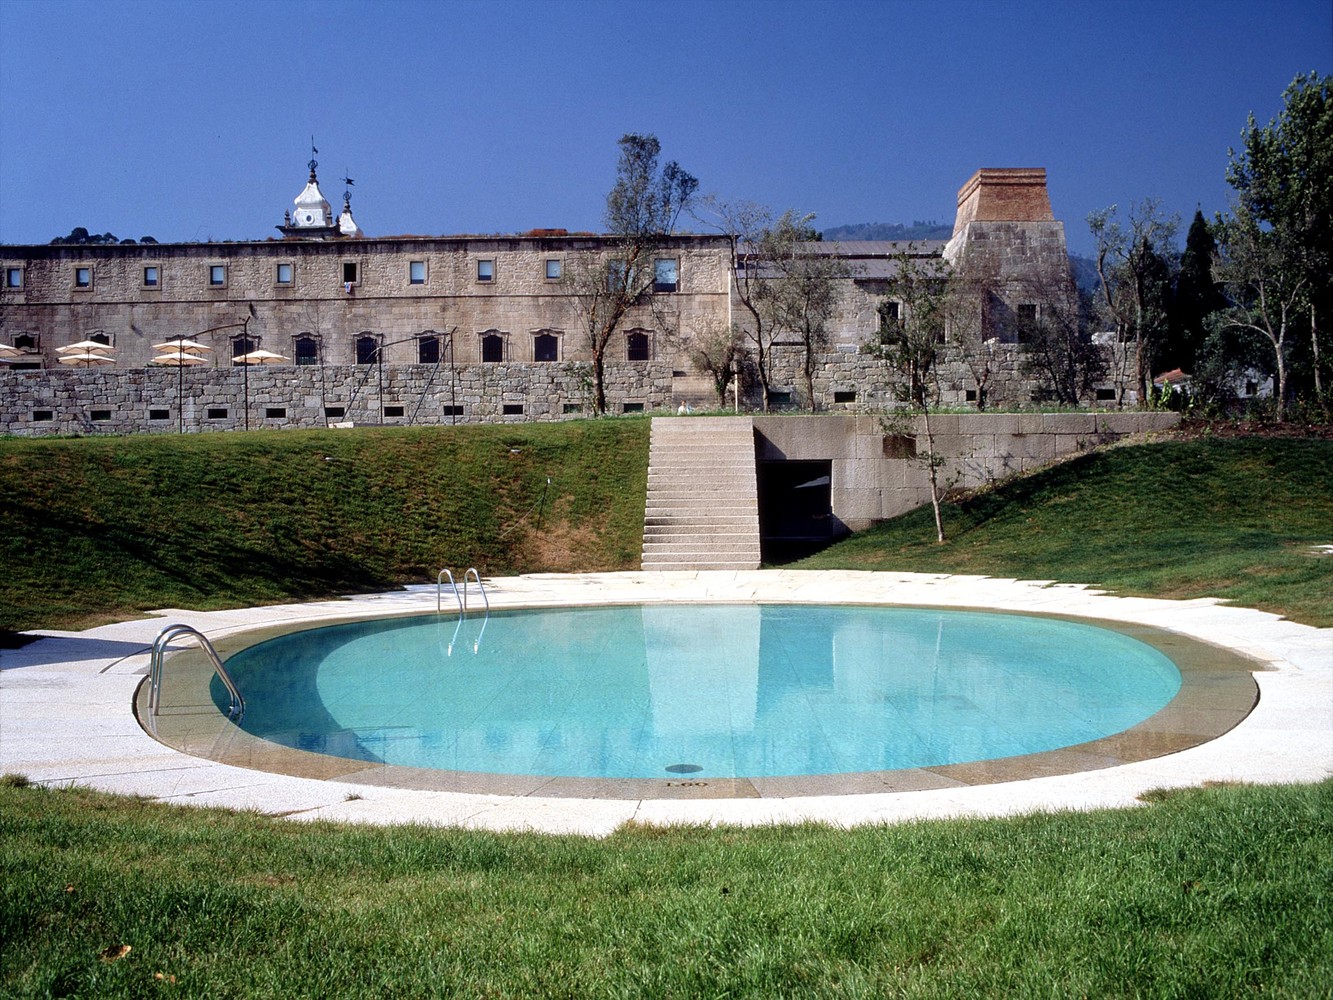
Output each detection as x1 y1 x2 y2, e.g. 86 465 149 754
409 260 426 284
265 407 286 419
1096 388 1116 401
653 258 678 293
90 410 112 422
32 410 54 422
148 409 170 421
476 259 495 283
342 261 359 285
208 265 226 287
442 404 464 417
75 266 92 288
383 405 405 418
6 267 23 288
324 406 346 419
622 402 645 413
275 262 293 285
142 266 159 287
562 403 581 414
206 407 228 420
502 403 524 415
833 390 856 404
544 259 562 280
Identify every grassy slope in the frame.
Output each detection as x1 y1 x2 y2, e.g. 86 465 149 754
797 436 1333 627
0 421 648 633
1 779 1329 997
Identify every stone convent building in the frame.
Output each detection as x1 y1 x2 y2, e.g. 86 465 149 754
1 165 1089 434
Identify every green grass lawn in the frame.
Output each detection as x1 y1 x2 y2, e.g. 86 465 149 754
2 778 1329 998
797 435 1333 627
0 421 649 634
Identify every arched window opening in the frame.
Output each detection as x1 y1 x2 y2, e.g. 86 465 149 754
294 335 319 366
626 330 651 362
481 332 504 363
355 335 380 366
418 335 440 365
88 331 111 346
533 332 559 362
12 333 36 351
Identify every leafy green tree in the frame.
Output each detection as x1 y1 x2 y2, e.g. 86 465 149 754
566 134 697 415
764 213 844 410
1225 72 1332 416
1167 210 1227 375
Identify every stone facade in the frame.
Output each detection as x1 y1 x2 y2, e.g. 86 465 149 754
1 167 1120 435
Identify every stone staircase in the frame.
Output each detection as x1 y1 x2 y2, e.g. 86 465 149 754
641 416 762 571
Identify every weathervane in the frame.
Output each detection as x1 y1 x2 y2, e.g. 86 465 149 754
342 170 355 205
308 135 319 177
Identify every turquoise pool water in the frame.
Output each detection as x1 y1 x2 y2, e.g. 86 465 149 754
218 604 1182 779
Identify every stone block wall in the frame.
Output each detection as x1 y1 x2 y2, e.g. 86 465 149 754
753 411 1181 529
0 361 673 435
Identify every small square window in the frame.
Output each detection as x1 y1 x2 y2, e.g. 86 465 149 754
342 261 359 285
965 389 978 402
409 260 426 285
142 266 159 287
208 265 226 287
6 267 23 288
148 408 170 421
544 259 562 280
1096 388 1117 401
275 262 293 285
833 390 856 404
32 410 54 422
653 258 678 293
75 267 92 288
477 259 495 283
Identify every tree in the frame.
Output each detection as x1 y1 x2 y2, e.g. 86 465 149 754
1018 261 1107 406
938 244 1003 409
763 213 844 410
566 134 697 415
700 198 781 409
1168 210 1227 375
1225 72 1332 417
1214 205 1308 419
687 317 745 408
1088 202 1179 405
869 251 952 543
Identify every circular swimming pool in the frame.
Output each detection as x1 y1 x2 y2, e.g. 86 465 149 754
216 604 1182 780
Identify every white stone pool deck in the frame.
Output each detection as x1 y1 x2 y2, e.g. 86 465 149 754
1 570 1329 836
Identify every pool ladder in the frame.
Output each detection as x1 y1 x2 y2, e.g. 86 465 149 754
147 624 244 721
437 568 490 655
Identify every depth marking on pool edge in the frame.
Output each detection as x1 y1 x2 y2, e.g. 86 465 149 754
664 763 704 774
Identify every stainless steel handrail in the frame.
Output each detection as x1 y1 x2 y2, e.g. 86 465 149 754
148 624 244 721
437 568 462 614
462 567 489 614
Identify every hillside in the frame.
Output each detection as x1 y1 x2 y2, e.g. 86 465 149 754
0 421 649 634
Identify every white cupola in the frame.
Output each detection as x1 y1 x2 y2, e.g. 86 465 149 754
292 164 334 229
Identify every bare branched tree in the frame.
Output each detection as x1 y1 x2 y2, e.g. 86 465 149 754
565 134 697 415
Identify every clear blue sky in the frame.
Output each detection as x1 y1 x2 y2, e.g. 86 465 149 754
1 0 1328 255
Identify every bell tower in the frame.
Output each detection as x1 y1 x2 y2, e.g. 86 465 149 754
277 140 339 238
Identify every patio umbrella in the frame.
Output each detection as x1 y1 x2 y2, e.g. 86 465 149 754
57 351 117 367
232 350 290 430
0 345 22 359
57 340 115 354
154 338 213 354
149 351 207 366
232 349 289 365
